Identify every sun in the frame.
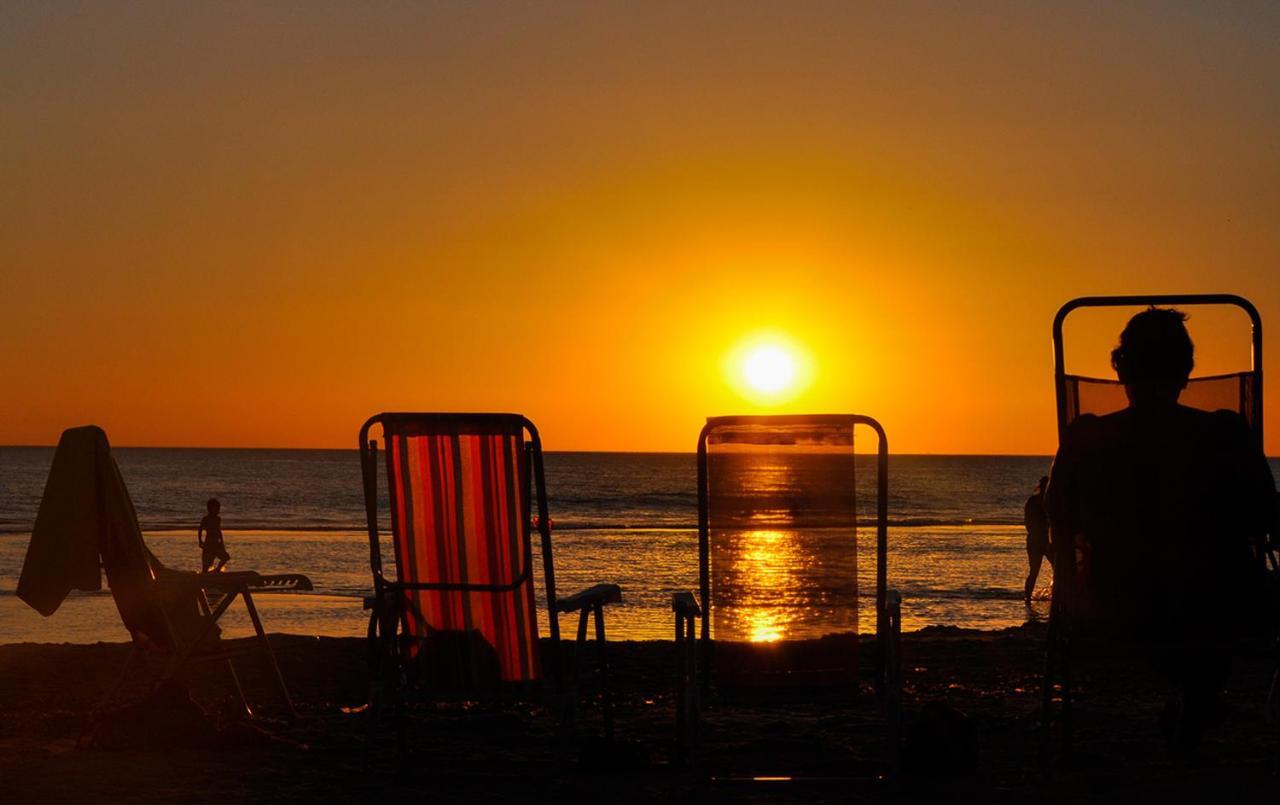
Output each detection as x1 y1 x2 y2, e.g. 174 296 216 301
726 332 813 404
743 345 796 393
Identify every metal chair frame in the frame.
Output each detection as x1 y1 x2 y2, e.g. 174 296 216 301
674 413 902 770
358 412 621 756
1040 293 1277 775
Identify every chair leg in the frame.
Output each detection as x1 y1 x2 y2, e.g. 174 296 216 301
593 603 614 740
225 658 252 719
686 616 699 734
1060 634 1074 755
675 612 699 765
242 589 295 719
1268 656 1280 776
1040 620 1059 779
364 607 392 768
560 609 591 737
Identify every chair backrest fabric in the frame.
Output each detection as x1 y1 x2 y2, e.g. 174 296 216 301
1063 371 1257 429
381 417 541 684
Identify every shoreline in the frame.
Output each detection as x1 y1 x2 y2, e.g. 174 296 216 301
0 620 1043 649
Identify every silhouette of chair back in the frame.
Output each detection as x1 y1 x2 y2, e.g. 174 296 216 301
673 414 902 767
1054 294 1263 442
1041 294 1276 775
701 417 867 690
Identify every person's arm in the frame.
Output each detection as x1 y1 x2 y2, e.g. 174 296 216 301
1214 410 1275 546
1045 416 1096 567
197 519 206 548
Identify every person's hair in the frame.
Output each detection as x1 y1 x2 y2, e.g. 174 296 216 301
1110 307 1194 388
207 498 220 512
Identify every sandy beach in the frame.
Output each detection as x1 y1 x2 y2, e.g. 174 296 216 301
1 623 1276 803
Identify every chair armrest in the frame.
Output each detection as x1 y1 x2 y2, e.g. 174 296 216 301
555 583 622 613
672 591 701 618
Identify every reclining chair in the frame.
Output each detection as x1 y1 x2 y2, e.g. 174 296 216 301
17 426 312 730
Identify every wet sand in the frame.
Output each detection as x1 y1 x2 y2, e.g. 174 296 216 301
0 623 1276 803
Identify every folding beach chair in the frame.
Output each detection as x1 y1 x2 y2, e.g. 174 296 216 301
16 426 313 730
359 413 623 753
672 414 903 773
1039 294 1279 772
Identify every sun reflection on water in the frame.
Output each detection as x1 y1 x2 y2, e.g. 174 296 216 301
711 526 856 643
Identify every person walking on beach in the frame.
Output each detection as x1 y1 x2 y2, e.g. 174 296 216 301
198 498 230 572
1024 475 1051 603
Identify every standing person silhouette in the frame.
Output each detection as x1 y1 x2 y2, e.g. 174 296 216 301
1024 476 1051 603
1046 307 1275 747
198 498 230 573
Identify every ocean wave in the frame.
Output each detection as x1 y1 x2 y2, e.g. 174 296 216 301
0 516 1024 536
547 517 1024 530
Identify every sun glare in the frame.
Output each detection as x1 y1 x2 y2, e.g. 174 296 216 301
743 345 796 393
726 332 813 405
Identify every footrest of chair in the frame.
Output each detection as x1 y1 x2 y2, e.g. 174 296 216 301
555 584 623 613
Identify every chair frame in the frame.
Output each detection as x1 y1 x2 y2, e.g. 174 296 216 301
81 427 309 737
1041 293 1276 774
1052 294 1263 449
91 571 305 734
358 412 620 753
674 413 902 768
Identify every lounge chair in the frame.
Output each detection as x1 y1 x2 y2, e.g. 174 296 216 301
1040 294 1279 773
16 425 312 730
672 414 903 773
358 413 623 754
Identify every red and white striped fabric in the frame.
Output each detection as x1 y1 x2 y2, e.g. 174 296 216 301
385 426 540 683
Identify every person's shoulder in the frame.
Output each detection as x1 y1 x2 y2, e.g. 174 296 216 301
1176 403 1249 432
1204 407 1255 444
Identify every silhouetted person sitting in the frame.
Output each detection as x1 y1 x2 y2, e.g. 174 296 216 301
198 498 230 573
1045 307 1275 746
1024 475 1051 603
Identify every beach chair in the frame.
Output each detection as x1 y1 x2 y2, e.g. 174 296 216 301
672 414 903 774
16 426 313 730
1039 294 1279 773
358 413 623 753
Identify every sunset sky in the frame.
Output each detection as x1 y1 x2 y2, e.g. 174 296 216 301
3 3 1279 453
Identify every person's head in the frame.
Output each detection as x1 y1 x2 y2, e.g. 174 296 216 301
207 498 220 515
1036 475 1048 494
1110 307 1194 406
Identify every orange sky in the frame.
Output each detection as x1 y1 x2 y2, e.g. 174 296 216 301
3 3 1279 453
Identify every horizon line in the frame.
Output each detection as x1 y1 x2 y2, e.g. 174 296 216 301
0 443 1058 457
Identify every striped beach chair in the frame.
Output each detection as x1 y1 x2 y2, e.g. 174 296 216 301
359 413 622 751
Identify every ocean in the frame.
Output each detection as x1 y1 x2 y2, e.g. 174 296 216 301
6 447 1265 643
